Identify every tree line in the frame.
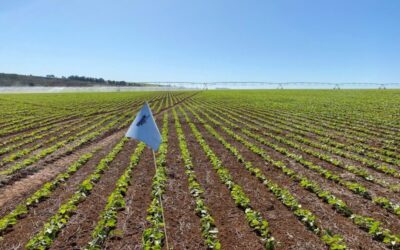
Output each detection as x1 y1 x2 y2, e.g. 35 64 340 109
66 75 129 86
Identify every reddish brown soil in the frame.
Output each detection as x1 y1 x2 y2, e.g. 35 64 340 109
189 112 326 249
49 140 137 249
212 106 400 198
189 107 388 249
261 132 400 199
180 114 265 250
103 148 155 250
0 114 83 140
193 103 400 233
0 113 112 162
0 139 134 250
0 138 118 219
0 118 129 188
238 132 400 233
197 99 400 157
233 106 400 171
162 113 204 249
0 117 82 151
0 129 126 211
0 98 142 144
0 117 102 170
256 108 400 154
2 93 391 249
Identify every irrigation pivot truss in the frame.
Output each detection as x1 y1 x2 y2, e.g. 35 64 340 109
131 81 400 90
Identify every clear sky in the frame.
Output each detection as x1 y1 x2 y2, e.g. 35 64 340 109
0 0 399 83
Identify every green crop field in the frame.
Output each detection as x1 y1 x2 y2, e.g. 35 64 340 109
0 90 399 250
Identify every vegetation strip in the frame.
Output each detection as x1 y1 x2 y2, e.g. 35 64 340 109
245 103 400 152
204 98 400 160
185 106 348 249
85 142 146 249
199 98 400 167
238 108 400 176
0 149 97 234
0 113 69 137
0 121 75 156
0 115 104 165
186 103 400 248
192 102 400 217
225 104 400 212
219 103 400 190
216 100 400 169
180 106 275 249
0 112 130 176
25 137 128 249
173 109 221 249
254 100 400 143
142 113 169 249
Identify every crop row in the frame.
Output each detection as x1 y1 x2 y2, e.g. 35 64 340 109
206 101 400 192
85 142 146 249
142 113 169 249
304 105 400 133
185 103 400 248
173 109 221 249
0 114 44 130
0 98 165 240
0 113 72 137
263 109 400 158
195 99 400 188
184 107 348 249
0 150 96 234
194 103 400 217
242 104 400 165
25 138 128 249
261 99 400 139
197 103 400 199
0 105 76 133
0 112 128 176
179 106 275 249
204 99 400 162
0 125 52 148
0 93 159 142
206 96 400 155
0 114 108 166
287 107 400 138
222 101 400 166
0 118 83 158
262 107 400 151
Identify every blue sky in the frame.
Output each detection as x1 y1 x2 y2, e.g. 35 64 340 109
0 0 399 83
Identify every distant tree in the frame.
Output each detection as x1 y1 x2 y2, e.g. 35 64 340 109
63 75 139 86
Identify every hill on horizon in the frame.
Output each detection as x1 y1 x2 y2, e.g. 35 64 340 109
0 73 153 87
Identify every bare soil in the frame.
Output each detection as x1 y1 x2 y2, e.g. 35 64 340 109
180 114 266 250
49 140 138 249
0 129 126 211
162 113 204 249
103 148 155 250
190 108 388 249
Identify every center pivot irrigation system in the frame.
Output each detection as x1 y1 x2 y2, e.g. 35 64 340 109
134 82 400 90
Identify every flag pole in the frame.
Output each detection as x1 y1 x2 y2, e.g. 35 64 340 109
152 149 170 250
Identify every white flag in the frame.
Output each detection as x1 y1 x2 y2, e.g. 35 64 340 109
125 102 162 151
